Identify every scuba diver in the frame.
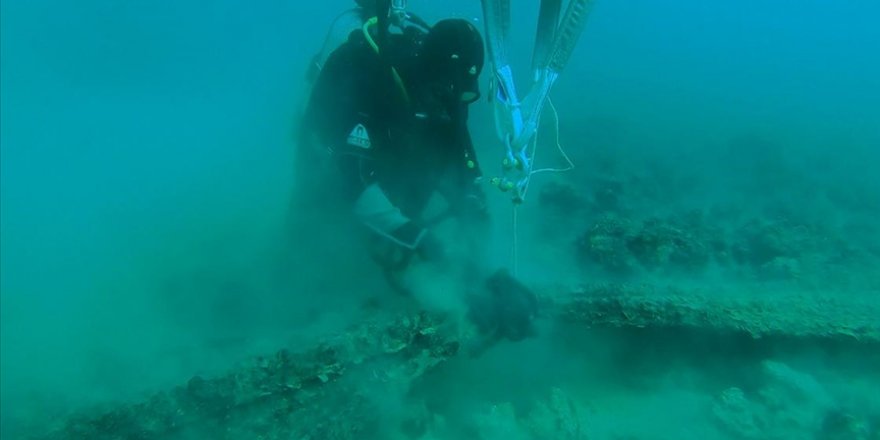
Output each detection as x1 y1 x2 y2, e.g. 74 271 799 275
296 0 538 344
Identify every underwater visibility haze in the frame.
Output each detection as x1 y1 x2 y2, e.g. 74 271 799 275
1 0 879 439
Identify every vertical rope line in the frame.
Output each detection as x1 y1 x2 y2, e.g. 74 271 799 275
512 204 519 277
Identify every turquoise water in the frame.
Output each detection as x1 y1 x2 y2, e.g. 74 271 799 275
1 1 879 439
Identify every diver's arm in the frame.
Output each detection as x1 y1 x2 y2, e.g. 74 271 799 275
305 37 439 258
352 183 437 254
444 107 490 222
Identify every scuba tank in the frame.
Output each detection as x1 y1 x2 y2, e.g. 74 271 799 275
305 8 366 84
300 0 430 136
297 0 432 180
306 0 429 84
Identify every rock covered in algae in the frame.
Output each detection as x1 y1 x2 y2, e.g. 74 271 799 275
26 280 880 440
577 214 639 274
523 387 586 440
554 284 880 343
35 311 459 440
712 387 764 439
711 361 876 440
570 205 878 288
576 213 718 275
473 387 587 440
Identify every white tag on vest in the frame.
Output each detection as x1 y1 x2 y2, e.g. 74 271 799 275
347 124 372 149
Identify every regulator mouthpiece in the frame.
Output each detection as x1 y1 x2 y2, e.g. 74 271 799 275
391 0 407 25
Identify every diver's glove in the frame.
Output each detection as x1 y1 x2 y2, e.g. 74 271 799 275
390 221 446 263
455 181 490 223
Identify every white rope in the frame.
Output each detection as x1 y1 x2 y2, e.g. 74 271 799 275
510 96 575 274
512 205 519 276
529 97 574 175
519 96 574 201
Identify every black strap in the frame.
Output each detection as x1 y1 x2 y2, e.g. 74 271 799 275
376 0 393 50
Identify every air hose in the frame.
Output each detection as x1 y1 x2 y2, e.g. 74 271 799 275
363 17 411 104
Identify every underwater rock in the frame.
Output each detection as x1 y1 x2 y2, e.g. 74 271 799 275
576 214 639 274
478 269 539 342
473 388 587 440
760 360 833 411
577 213 718 275
712 360 874 440
568 203 877 286
712 387 765 439
555 285 880 343
818 410 872 440
731 219 828 267
539 181 590 215
627 217 711 270
34 312 459 440
474 403 527 440
28 283 880 439
757 361 832 436
522 387 586 440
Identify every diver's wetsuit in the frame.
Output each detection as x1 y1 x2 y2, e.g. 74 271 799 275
301 23 487 254
295 11 538 345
